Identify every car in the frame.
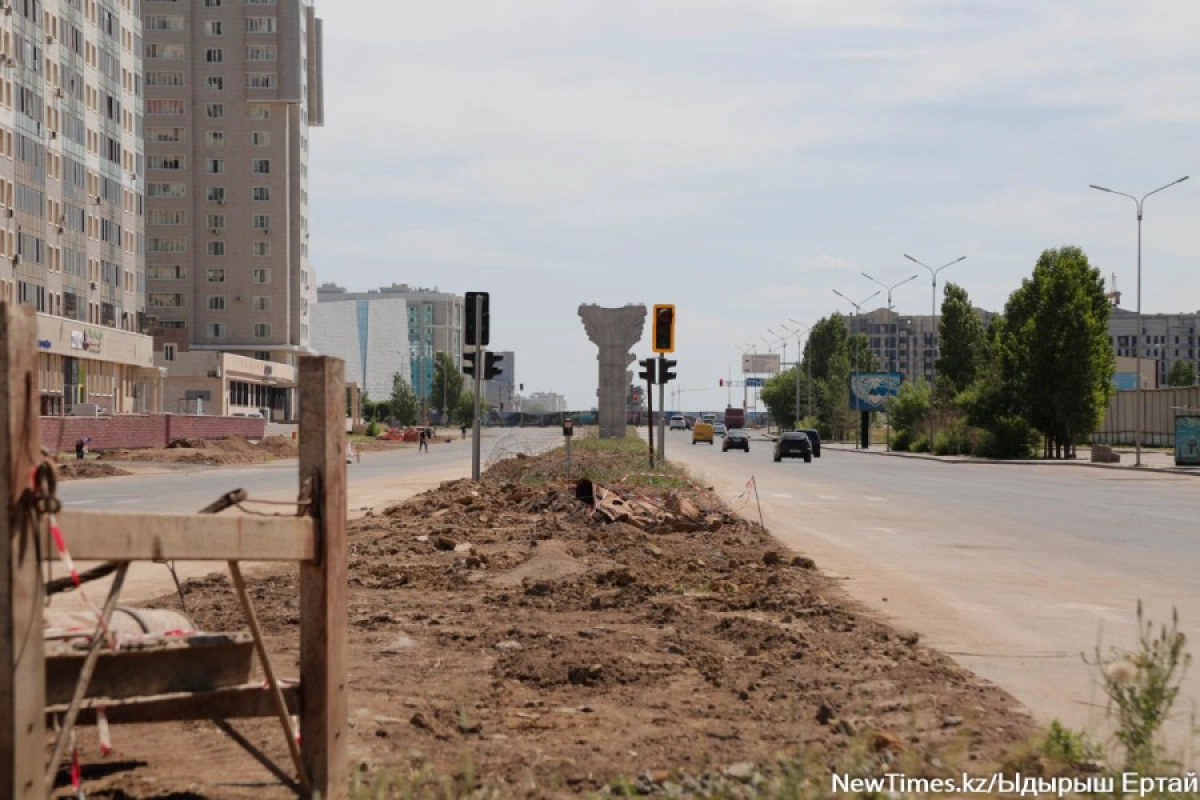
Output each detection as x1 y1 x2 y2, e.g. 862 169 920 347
692 421 715 445
668 415 687 430
712 422 727 437
797 428 822 457
722 429 750 452
773 431 812 463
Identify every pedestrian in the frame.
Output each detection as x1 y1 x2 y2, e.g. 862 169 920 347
345 441 356 464
460 423 468 440
418 427 429 453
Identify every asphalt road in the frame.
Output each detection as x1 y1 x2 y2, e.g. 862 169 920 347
663 428 1200 757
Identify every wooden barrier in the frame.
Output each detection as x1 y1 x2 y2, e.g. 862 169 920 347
0 303 348 799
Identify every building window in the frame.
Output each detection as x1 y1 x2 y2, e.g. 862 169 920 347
252 159 270 174
205 49 224 63
207 241 225 256
206 159 224 174
254 323 271 338
145 15 186 31
253 214 270 230
247 45 276 61
252 186 271 201
145 43 185 59
251 131 270 146
209 323 225 339
146 99 185 115
249 104 271 119
147 127 184 143
252 242 270 256
206 76 224 91
163 343 176 362
252 268 271 284
205 131 224 147
206 104 224 119
148 293 185 307
207 214 225 230
147 156 184 170
207 187 225 203
247 73 275 89
148 264 186 280
205 0 222 5
253 296 271 311
246 17 277 33
207 268 225 282
205 21 223 35
145 71 184 87
147 182 186 198
208 296 226 311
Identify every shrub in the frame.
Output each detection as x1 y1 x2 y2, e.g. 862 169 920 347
365 420 379 438
971 415 1036 459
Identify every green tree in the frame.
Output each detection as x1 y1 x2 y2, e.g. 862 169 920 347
453 388 478 426
1168 359 1196 387
760 369 800 430
847 333 876 373
388 372 420 425
993 246 1114 458
936 282 985 397
431 352 465 418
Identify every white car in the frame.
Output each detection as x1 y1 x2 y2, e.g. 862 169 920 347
712 422 727 437
668 415 687 430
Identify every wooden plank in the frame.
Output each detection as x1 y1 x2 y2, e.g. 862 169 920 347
48 511 315 561
0 303 45 799
298 356 348 800
46 683 299 726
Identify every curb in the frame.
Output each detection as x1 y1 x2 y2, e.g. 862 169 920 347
822 444 1200 476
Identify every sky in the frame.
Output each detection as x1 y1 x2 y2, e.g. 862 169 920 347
307 0 1200 412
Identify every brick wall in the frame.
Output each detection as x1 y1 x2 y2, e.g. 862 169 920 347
42 415 267 454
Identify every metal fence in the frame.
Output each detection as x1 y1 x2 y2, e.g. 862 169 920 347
1092 386 1200 447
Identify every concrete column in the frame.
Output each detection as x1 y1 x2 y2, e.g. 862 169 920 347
579 304 646 439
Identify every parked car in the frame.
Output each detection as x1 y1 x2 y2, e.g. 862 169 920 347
774 431 812 463
798 428 821 457
692 420 715 445
668 415 688 430
712 422 728 437
722 429 750 452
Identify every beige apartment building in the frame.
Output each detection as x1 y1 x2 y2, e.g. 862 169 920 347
142 0 323 417
0 0 162 415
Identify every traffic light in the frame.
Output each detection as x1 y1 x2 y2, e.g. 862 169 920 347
462 351 477 378
638 357 657 384
465 291 490 346
660 358 677 384
484 351 504 380
651 304 675 353
719 378 724 387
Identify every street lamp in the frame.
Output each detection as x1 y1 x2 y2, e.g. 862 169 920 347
862 271 919 451
783 319 813 426
1090 176 1189 467
831 288 881 341
903 253 966 450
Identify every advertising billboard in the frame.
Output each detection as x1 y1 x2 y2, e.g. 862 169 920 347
742 353 781 375
849 372 902 411
1175 416 1200 466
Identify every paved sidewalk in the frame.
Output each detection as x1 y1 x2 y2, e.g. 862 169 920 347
821 440 1199 474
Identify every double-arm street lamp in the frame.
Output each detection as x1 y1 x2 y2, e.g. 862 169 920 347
1089 176 1189 467
903 253 966 449
862 272 919 450
783 319 812 425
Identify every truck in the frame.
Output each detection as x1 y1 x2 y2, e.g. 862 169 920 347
724 407 745 430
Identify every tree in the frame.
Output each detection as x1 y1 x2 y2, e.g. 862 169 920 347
936 282 985 397
1168 359 1196 387
431 352 465 418
453 388 477 426
760 369 800 430
388 372 419 425
993 246 1114 458
847 333 876 373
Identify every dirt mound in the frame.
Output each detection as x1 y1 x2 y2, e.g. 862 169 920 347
91 435 298 469
62 445 1037 798
55 461 133 481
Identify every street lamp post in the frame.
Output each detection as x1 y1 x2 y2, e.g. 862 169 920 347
903 253 966 450
784 320 812 426
1090 176 1189 467
862 272 919 451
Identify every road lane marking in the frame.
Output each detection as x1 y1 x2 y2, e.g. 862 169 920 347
770 493 794 499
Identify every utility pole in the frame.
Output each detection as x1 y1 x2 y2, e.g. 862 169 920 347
470 297 484 480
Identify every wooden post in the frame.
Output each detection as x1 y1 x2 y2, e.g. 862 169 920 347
0 303 44 799
298 356 347 799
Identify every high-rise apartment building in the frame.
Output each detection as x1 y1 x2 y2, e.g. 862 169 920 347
0 0 161 415
142 0 323 369
843 307 998 384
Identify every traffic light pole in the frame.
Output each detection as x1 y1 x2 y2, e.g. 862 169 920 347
657 354 667 464
471 298 483 481
644 367 654 469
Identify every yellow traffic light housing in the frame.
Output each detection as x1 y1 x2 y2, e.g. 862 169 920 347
652 304 675 353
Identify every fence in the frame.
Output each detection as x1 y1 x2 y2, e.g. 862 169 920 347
1092 386 1200 447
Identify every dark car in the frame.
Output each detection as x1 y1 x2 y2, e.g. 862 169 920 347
722 428 750 452
774 431 812 463
798 428 821 457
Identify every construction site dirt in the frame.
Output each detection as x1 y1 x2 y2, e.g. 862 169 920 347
50 442 1038 798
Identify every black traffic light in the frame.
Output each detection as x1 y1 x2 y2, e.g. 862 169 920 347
638 357 657 384
652 303 675 353
465 291 490 346
660 358 677 384
484 351 504 380
462 351 477 378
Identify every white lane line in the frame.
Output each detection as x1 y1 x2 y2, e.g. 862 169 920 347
818 494 839 501
864 496 885 502
770 493 794 499
866 526 898 534
62 500 98 506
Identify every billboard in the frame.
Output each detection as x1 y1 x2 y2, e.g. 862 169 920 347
742 353 781 374
1175 416 1200 466
1113 372 1138 391
849 372 902 411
